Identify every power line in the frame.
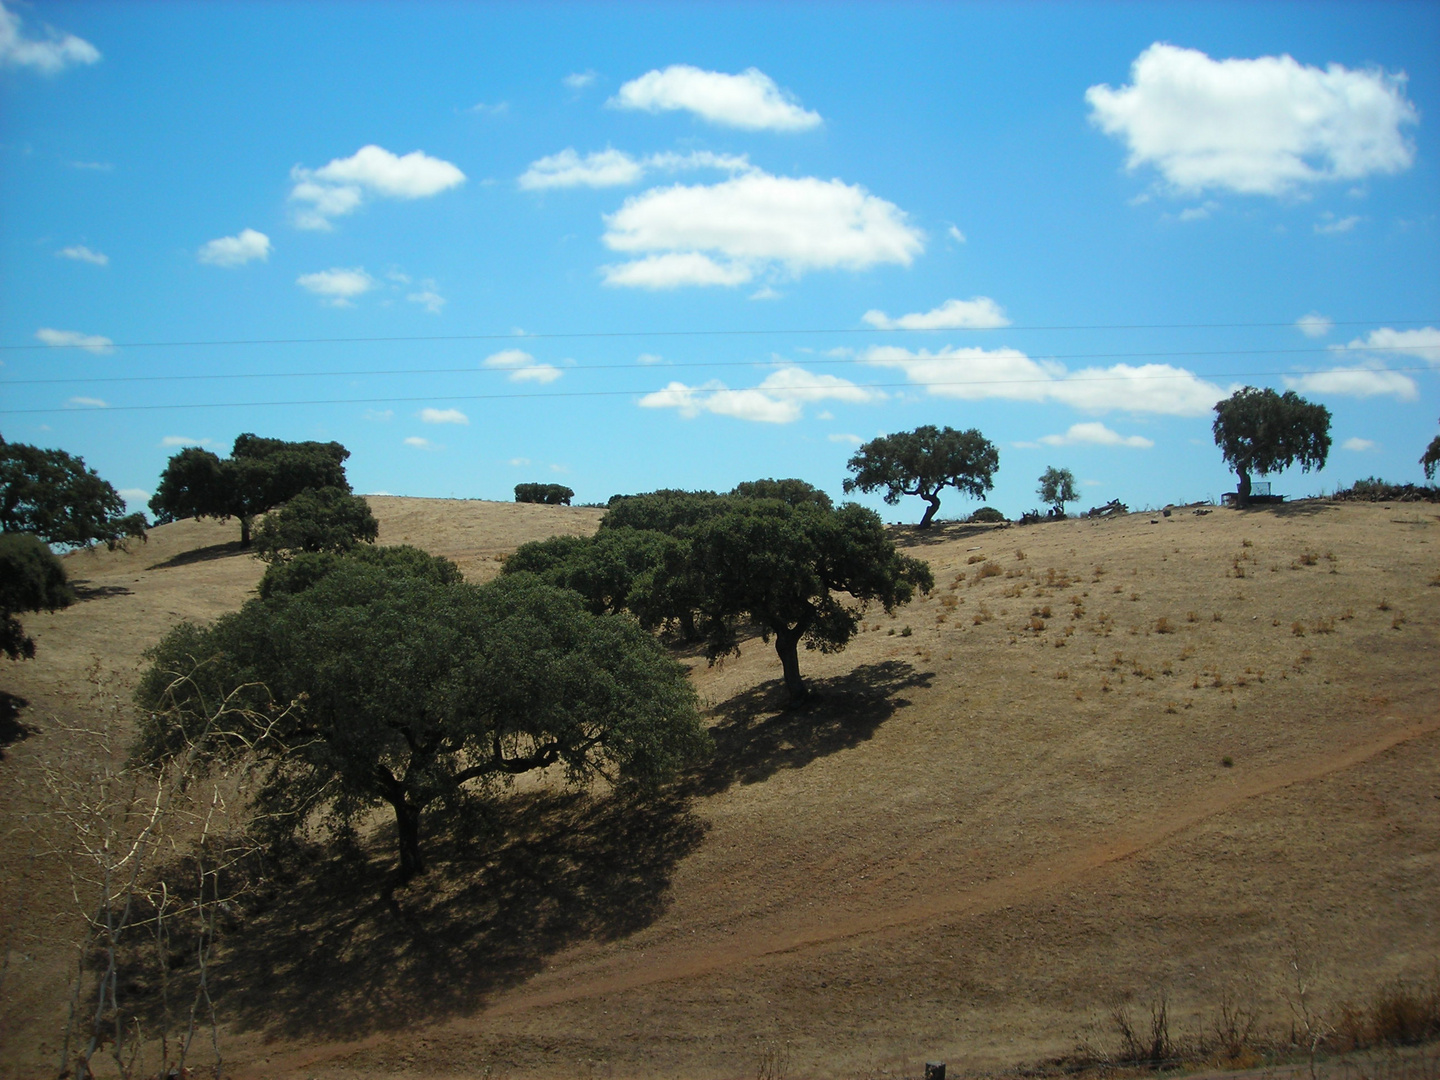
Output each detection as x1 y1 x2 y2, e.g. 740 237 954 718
4 317 1436 353
4 364 1434 416
4 348 1438 390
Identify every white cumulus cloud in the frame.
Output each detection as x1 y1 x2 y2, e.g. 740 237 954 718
0 1 100 73
36 327 113 354
639 367 882 424
863 297 1010 331
602 170 922 288
1342 437 1377 452
520 148 644 190
1038 422 1155 449
519 147 753 191
297 267 376 306
197 228 271 267
289 145 465 229
57 245 107 266
1339 326 1440 365
864 345 1229 416
482 348 562 383
1296 312 1334 338
420 408 468 425
1284 364 1417 401
610 65 821 131
1086 43 1418 195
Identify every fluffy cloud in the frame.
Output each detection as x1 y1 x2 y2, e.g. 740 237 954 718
639 367 882 424
297 267 377 306
1339 326 1440 366
1284 365 1418 401
564 70 597 90
602 252 753 289
0 1 100 73
1086 44 1418 195
1342 437 1377 452
57 245 107 266
482 349 561 383
520 149 644 190
602 171 922 287
420 408 468 425
519 148 752 190
197 228 271 267
290 145 465 229
36 327 113 354
1038 422 1155 449
1296 312 1334 338
611 65 821 131
404 436 433 449
862 297 1009 331
864 345 1229 416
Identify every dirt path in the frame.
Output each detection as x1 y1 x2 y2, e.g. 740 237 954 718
243 708 1440 1079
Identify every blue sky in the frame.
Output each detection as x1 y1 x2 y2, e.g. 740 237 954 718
2 1 1438 522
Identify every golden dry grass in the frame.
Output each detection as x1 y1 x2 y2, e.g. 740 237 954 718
0 497 1436 1080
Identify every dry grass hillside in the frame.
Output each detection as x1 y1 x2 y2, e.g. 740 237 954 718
1 496 1437 1080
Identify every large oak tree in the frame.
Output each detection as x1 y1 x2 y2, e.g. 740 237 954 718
843 426 998 528
1212 387 1331 505
136 554 708 879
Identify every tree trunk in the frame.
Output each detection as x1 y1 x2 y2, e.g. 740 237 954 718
918 494 941 529
390 798 426 880
239 515 253 548
774 628 807 706
679 609 698 642
1236 468 1252 508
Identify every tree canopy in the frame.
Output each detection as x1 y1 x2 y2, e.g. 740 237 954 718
503 528 671 617
252 487 379 563
1423 418 1440 482
0 438 147 549
514 483 574 505
1 532 75 660
1212 387 1331 504
843 426 999 528
149 434 351 547
136 556 708 878
683 496 933 704
1037 467 1079 517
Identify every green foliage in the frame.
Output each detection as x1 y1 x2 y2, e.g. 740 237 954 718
1037 466 1080 515
600 488 721 533
503 528 671 616
843 425 999 528
257 543 463 599
0 437 147 549
1212 387 1331 502
252 487 379 564
0 532 75 660
729 478 833 511
135 566 708 878
683 496 933 703
150 434 351 547
514 482 575 505
1422 418 1440 481
969 506 1006 523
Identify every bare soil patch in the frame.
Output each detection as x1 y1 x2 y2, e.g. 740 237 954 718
1 498 1436 1079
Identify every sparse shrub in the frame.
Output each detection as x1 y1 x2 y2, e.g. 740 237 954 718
966 553 987 564
1292 621 1306 636
971 560 1003 584
969 506 1006 523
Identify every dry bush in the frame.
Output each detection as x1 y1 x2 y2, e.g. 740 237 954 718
966 553 987 565
970 561 1003 585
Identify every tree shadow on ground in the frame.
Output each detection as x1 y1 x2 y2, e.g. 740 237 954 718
890 521 1010 549
0 692 32 759
68 579 134 601
203 788 705 1042
1246 499 1336 519
146 540 247 571
689 660 933 797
